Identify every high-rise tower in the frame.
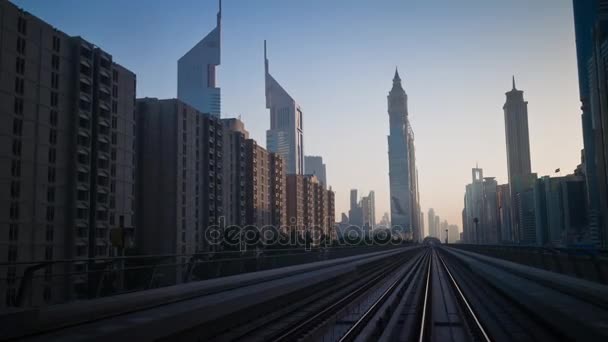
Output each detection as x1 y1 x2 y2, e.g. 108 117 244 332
503 77 536 243
178 1 222 117
503 77 532 185
265 41 304 175
574 0 608 247
304 156 327 188
428 208 436 238
387 68 421 242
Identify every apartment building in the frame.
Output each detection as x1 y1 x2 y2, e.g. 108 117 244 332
0 1 136 306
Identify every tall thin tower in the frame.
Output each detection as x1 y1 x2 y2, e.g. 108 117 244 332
177 0 222 117
264 41 304 174
503 76 533 243
387 68 421 242
503 76 532 184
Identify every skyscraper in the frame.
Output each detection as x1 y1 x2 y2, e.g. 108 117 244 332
368 190 376 228
177 1 221 117
572 0 606 247
348 189 363 227
361 191 376 229
350 189 358 211
420 212 425 238
265 41 304 175
463 167 500 244
428 208 436 238
503 77 532 185
434 215 440 239
441 220 449 242
304 156 327 188
497 183 513 243
379 212 391 227
503 77 533 243
447 225 459 244
534 175 588 246
387 68 421 241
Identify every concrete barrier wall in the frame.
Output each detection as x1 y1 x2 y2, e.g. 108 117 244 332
450 244 608 285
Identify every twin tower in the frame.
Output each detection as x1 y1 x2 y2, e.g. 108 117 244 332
175 1 420 239
176 1 304 175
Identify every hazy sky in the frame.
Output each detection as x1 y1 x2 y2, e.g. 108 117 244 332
14 0 582 235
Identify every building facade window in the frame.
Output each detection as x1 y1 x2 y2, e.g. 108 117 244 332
15 57 25 75
17 17 27 35
12 140 21 156
10 181 20 199
9 224 19 241
51 55 59 70
52 36 61 52
14 98 23 115
14 77 24 94
13 118 22 136
16 37 26 54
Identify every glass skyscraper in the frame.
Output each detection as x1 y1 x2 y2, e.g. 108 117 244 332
387 69 421 242
264 40 304 175
177 1 221 117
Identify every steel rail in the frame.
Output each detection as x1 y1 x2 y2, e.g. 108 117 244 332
269 252 419 342
437 251 492 342
418 251 432 342
338 251 429 342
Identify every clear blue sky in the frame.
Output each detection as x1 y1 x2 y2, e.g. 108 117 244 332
13 0 582 235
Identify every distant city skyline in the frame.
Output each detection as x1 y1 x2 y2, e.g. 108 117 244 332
12 0 583 228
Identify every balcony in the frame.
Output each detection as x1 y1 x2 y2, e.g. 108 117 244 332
79 99 91 113
79 62 91 76
80 81 92 95
100 54 111 70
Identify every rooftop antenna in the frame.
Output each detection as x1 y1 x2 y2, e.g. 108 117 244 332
218 0 222 24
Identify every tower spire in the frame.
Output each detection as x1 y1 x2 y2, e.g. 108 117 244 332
393 66 401 83
217 0 222 26
512 75 516 90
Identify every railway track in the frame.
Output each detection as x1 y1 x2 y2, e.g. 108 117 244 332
236 247 492 342
436 248 577 342
252 246 495 342
417 249 491 342
210 249 425 341
12 245 608 341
